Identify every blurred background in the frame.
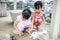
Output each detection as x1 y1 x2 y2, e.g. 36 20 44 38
0 0 53 22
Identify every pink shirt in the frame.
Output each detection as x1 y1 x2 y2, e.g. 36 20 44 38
30 12 43 26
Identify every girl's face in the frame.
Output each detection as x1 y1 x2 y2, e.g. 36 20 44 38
35 8 42 13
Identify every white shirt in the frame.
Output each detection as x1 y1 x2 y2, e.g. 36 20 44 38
16 15 31 31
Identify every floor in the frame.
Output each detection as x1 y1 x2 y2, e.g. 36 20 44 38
0 13 33 40
0 13 54 40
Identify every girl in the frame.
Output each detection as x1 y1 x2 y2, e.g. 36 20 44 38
30 1 47 31
13 9 32 36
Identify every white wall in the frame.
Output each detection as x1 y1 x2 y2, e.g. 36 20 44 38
49 0 60 40
0 3 7 16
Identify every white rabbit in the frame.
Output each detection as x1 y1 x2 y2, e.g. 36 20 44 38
31 30 49 40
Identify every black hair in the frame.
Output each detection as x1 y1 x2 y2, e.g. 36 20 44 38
22 9 31 19
34 1 43 9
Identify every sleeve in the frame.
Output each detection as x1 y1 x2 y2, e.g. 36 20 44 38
16 15 21 21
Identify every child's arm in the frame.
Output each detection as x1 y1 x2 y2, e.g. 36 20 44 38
31 18 34 29
43 16 48 25
31 13 34 30
14 20 19 32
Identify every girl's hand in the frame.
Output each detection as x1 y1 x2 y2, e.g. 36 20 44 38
30 28 35 33
44 22 48 25
16 30 20 34
30 28 34 31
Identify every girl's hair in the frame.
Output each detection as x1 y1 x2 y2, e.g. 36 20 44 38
34 1 43 9
22 9 32 19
